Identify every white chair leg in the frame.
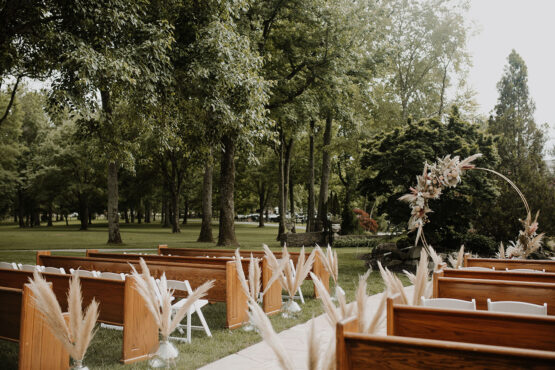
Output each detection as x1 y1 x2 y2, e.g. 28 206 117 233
297 286 305 304
187 310 192 343
196 305 212 337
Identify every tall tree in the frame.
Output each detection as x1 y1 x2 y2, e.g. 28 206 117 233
484 50 554 240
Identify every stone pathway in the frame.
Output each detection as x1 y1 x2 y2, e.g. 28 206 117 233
200 286 415 370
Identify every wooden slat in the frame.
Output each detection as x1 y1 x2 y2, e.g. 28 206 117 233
387 298 555 351
464 255 555 272
0 287 22 341
442 267 555 283
433 273 555 314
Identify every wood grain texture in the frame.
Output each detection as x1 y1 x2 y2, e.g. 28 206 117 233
387 299 555 351
337 333 555 370
443 268 555 283
86 250 281 315
433 275 555 314
0 268 155 364
465 256 555 272
158 245 331 295
17 284 70 370
226 261 249 329
261 258 282 315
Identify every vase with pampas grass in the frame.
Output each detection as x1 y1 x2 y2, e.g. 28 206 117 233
235 249 286 331
27 271 99 370
315 244 341 301
264 245 315 318
131 259 214 368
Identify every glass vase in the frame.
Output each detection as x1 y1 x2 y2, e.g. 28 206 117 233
281 298 301 318
149 338 179 368
71 359 89 370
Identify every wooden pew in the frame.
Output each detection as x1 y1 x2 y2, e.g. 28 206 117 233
386 297 555 351
35 252 248 329
86 249 282 315
442 267 555 283
0 283 70 370
433 271 555 314
464 254 555 272
158 245 331 297
336 316 555 369
0 268 157 364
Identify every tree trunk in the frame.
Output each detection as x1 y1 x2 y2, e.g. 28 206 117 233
33 211 40 227
14 212 17 224
130 207 135 223
79 194 88 231
182 196 189 225
47 204 53 227
18 191 24 228
307 120 315 232
145 200 151 223
162 196 170 227
88 212 92 225
289 171 296 233
317 113 333 231
198 151 214 242
101 88 122 244
124 209 129 223
107 161 122 244
171 189 180 233
258 183 266 228
64 213 68 226
217 135 239 246
277 132 286 239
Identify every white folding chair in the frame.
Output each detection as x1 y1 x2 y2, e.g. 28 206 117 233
281 260 304 304
98 271 126 280
421 297 476 310
487 299 547 316
43 266 66 274
458 267 495 271
0 262 18 270
69 268 97 278
506 268 545 273
167 280 211 343
18 264 41 272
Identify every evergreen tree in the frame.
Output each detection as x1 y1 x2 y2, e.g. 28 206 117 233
483 50 554 240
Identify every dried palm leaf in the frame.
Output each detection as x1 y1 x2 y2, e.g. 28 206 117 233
378 262 408 305
316 244 339 284
427 245 444 270
310 272 341 325
497 242 506 259
28 271 98 362
248 302 294 370
262 244 290 294
356 270 370 333
448 245 465 268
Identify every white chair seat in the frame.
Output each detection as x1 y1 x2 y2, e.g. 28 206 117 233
42 266 66 274
18 264 41 272
421 297 476 310
0 262 18 270
69 268 97 278
98 272 126 280
487 299 547 316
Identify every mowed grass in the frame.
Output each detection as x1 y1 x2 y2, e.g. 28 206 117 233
0 220 395 369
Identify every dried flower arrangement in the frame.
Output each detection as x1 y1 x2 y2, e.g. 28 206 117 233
315 245 338 286
448 245 465 268
28 271 99 369
130 258 214 366
263 244 315 316
400 153 544 260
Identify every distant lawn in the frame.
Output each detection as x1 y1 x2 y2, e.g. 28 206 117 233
0 220 398 369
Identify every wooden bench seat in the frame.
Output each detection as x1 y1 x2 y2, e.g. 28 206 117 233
86 249 282 315
442 267 555 283
336 317 555 369
0 268 157 364
433 271 555 314
158 245 331 297
36 251 248 329
464 255 555 272
386 297 555 351
0 283 69 370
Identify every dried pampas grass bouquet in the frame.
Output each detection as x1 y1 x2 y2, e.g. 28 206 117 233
28 270 99 370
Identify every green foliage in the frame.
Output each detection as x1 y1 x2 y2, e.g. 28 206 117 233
463 233 497 257
360 112 500 251
332 236 383 249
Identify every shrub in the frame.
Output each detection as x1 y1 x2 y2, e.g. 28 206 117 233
463 233 497 257
333 236 384 249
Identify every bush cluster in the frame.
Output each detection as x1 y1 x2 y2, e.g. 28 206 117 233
332 236 384 249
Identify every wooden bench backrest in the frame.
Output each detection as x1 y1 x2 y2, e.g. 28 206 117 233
0 268 157 364
0 284 70 370
36 252 248 329
86 250 282 315
433 271 555 314
336 317 555 370
387 298 555 351
464 254 555 272
442 267 555 283
158 245 331 297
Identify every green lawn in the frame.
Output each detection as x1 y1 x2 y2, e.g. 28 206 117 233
0 220 394 369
